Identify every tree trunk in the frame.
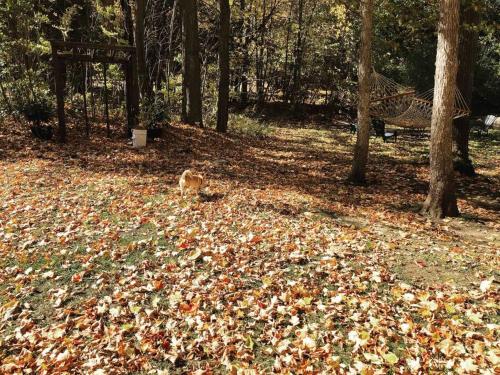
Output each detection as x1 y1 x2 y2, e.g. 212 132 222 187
240 0 249 106
181 0 203 126
421 0 460 218
181 5 187 122
135 0 151 99
283 3 293 103
453 0 479 176
217 0 230 133
120 0 135 46
291 0 304 109
166 0 178 106
349 0 373 184
256 0 267 106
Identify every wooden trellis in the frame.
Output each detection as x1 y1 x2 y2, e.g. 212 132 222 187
50 40 139 142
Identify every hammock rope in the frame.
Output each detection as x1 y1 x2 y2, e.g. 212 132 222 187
369 71 470 128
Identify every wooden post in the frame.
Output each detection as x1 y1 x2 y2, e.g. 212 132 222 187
89 64 96 119
53 56 67 143
124 62 133 136
103 63 111 137
83 62 90 138
130 53 140 130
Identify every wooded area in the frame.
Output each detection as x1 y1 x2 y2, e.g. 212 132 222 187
0 0 498 373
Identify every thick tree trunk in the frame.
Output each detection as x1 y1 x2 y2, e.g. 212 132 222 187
121 0 138 133
181 0 203 126
421 0 460 218
453 1 479 176
349 0 373 184
217 0 230 133
135 0 151 99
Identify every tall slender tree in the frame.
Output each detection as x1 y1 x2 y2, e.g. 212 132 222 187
291 0 304 109
283 2 293 103
239 0 250 106
181 0 203 126
256 0 267 105
349 0 373 184
120 0 134 46
166 0 178 106
453 0 480 176
217 0 230 133
421 0 460 218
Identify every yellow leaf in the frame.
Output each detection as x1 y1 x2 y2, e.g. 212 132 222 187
383 352 398 365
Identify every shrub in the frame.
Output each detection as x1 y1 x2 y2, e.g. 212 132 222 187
228 114 271 138
9 74 54 126
19 97 54 125
140 95 170 129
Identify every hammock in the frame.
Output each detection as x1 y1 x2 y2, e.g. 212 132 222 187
369 71 470 128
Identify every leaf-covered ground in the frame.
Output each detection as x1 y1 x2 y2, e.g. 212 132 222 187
0 119 498 374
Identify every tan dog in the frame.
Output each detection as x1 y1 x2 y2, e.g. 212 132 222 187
179 170 204 197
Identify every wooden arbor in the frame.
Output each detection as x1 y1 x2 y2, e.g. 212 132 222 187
50 40 139 142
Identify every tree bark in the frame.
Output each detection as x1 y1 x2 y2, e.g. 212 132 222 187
181 0 203 126
349 0 373 184
283 2 293 103
453 0 479 176
166 0 178 106
180 4 187 122
120 0 135 46
217 0 230 133
291 0 304 109
256 0 267 106
240 0 249 106
421 0 460 218
135 0 151 99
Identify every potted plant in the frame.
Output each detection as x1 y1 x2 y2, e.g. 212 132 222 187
20 96 54 141
141 95 170 141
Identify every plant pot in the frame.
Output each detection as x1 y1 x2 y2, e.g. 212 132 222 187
147 128 163 140
132 129 147 148
30 125 53 140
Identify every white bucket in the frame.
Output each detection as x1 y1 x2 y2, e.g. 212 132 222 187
132 129 147 148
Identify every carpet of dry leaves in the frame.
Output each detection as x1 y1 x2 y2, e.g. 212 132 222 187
0 119 498 374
